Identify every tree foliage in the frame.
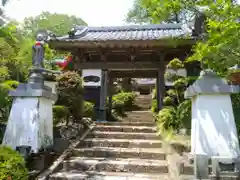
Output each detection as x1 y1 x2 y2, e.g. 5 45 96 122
0 11 88 127
126 0 196 24
127 0 240 72
22 11 87 37
188 2 240 72
111 91 137 117
0 10 88 81
125 0 152 24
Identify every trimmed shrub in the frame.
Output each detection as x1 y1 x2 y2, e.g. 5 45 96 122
83 101 94 118
166 58 184 71
173 78 187 89
53 105 70 125
156 107 178 131
164 72 181 82
0 146 28 180
166 89 177 97
112 92 136 110
176 99 191 130
111 92 136 117
112 97 126 117
151 99 157 114
163 96 174 106
56 71 83 121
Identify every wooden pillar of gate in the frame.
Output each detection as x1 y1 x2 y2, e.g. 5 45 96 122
98 69 108 121
156 54 165 112
108 77 113 116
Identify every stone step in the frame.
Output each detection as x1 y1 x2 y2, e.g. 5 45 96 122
121 119 154 123
124 110 153 115
123 111 154 122
79 138 162 148
72 147 166 160
178 175 195 180
94 125 157 133
87 131 159 140
96 121 155 127
49 171 168 180
63 157 168 173
123 116 154 121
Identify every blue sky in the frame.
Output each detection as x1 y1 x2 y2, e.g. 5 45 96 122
4 0 134 26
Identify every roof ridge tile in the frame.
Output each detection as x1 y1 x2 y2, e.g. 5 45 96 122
73 23 183 32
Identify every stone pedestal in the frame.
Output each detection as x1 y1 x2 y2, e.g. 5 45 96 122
211 156 240 178
2 75 56 153
185 69 240 179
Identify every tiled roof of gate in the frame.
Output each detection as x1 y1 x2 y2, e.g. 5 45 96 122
54 23 192 42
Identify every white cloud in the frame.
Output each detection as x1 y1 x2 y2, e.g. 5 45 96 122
4 0 133 26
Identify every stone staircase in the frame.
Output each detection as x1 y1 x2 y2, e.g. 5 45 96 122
48 95 197 180
135 93 152 110
49 110 170 180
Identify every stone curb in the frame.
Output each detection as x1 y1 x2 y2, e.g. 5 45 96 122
161 138 191 180
36 123 95 180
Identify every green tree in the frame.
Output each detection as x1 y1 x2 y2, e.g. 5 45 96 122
0 23 22 80
126 0 195 24
22 11 87 37
131 0 240 72
125 0 152 24
0 22 37 81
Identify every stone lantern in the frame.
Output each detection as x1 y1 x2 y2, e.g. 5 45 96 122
185 69 240 179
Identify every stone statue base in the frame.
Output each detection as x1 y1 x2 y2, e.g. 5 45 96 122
2 77 56 154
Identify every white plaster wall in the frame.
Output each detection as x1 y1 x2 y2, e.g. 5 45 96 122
191 94 240 158
165 68 187 86
166 68 187 77
2 97 39 152
82 69 101 86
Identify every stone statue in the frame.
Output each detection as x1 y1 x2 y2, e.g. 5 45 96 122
32 33 46 68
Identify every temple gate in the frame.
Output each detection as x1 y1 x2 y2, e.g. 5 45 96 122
48 24 196 121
